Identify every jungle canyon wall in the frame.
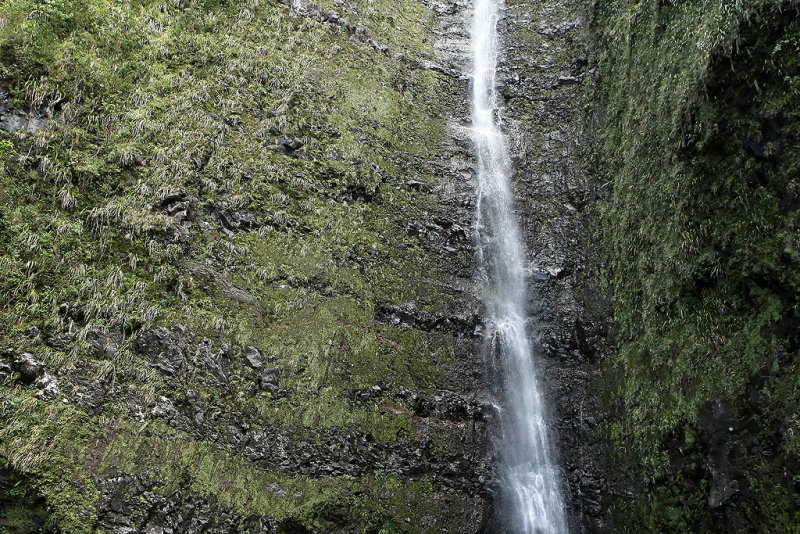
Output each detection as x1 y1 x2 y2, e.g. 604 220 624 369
0 0 491 531
0 0 799 532
594 0 800 531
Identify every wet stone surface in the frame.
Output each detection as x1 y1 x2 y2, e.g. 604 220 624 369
497 0 614 532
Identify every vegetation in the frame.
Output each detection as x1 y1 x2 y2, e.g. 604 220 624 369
0 0 476 530
596 0 800 530
6 0 796 529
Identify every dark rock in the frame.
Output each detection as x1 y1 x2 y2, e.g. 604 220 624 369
244 346 263 369
280 138 304 152
46 329 77 351
268 137 305 158
133 325 188 375
0 88 50 133
747 139 765 158
151 396 178 421
24 325 40 338
541 20 580 38
133 325 170 358
699 398 740 509
193 343 229 386
406 180 430 192
13 352 44 384
555 75 581 87
375 303 479 337
0 359 12 381
166 200 191 216
87 329 122 359
211 206 256 233
735 86 756 107
259 367 280 392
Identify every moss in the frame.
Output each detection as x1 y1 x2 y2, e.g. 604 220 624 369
0 0 475 529
595 0 800 529
0 381 468 532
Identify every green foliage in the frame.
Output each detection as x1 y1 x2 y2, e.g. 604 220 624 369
0 465 53 533
0 0 473 529
596 0 800 529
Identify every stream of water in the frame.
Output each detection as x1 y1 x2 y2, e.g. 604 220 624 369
470 0 568 531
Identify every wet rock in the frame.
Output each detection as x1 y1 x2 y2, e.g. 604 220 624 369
375 302 479 337
497 0 613 528
243 345 263 369
405 215 471 251
34 373 60 401
699 398 740 509
13 352 44 384
540 20 580 38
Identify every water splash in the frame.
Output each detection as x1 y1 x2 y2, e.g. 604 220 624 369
469 0 568 532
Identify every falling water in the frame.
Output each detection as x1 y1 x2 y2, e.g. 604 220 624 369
470 0 568 532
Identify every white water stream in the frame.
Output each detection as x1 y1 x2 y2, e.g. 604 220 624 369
470 0 568 532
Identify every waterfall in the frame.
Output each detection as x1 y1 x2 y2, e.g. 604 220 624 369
470 0 568 532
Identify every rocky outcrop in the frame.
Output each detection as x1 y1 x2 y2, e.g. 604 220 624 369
0 87 53 134
15 0 798 531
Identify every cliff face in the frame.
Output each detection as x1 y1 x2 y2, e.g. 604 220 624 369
0 0 491 531
496 0 611 531
594 0 800 531
1 0 798 532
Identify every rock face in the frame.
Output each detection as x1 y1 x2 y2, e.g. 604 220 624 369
0 0 493 531
2 0 795 531
496 0 613 531
0 0 612 528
